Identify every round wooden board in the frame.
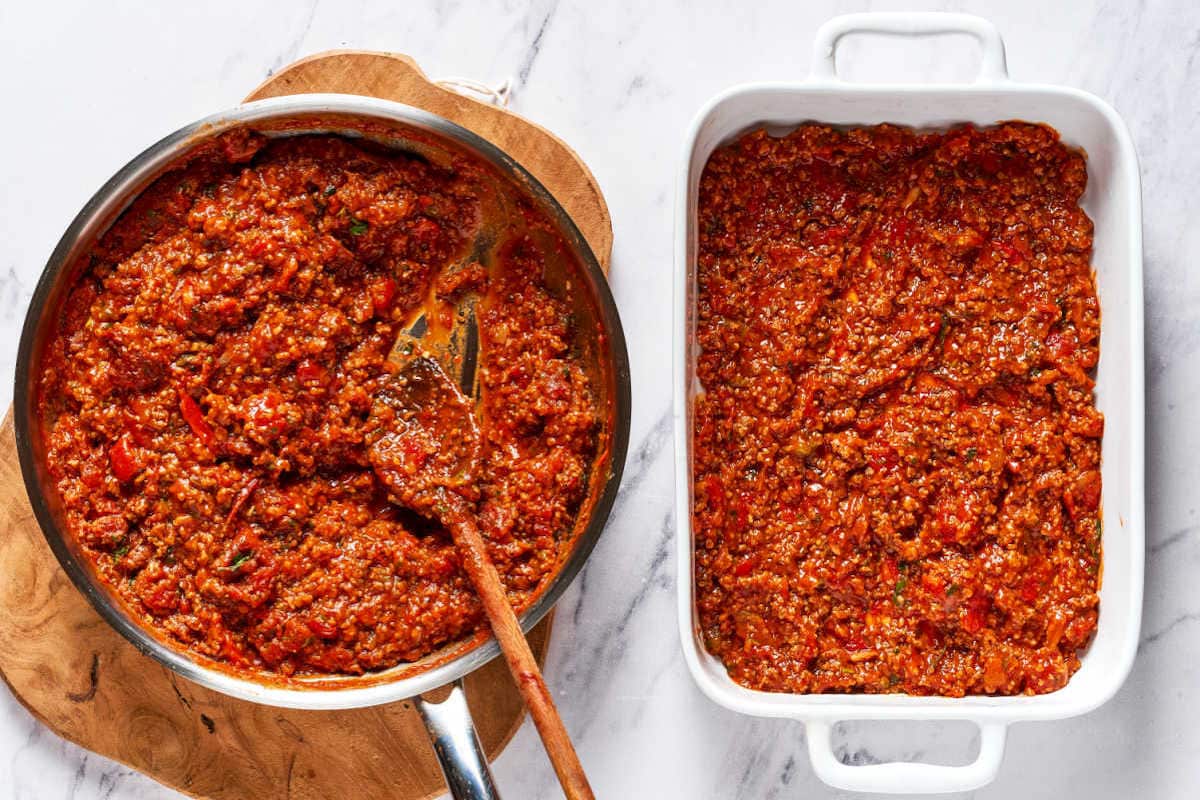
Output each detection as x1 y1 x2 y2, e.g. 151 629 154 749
0 51 613 800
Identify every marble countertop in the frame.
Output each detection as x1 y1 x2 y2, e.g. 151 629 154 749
2 0 1197 797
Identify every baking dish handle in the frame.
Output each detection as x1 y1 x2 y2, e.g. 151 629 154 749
810 12 1009 85
414 680 503 799
805 719 1007 794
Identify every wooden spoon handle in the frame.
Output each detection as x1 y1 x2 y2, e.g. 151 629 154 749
447 508 595 800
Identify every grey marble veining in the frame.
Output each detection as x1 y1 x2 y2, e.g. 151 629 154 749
1 0 1198 797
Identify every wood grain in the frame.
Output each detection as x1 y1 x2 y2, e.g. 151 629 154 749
442 502 594 799
0 50 612 800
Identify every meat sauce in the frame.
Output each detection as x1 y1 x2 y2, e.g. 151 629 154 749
39 133 599 678
693 123 1102 696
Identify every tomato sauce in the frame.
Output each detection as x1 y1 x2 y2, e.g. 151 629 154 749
39 133 599 678
693 123 1102 696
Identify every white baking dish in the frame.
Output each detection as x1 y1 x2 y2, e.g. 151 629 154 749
672 13 1144 794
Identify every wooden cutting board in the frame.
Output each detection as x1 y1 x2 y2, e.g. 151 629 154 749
0 51 612 800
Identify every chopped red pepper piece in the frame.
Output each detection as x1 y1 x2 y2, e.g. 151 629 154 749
179 392 215 447
733 557 757 577
295 358 327 385
109 435 139 482
963 595 990 633
370 277 398 316
307 617 338 639
1046 330 1077 361
225 478 260 528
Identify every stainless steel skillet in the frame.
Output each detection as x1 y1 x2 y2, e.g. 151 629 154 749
14 94 630 798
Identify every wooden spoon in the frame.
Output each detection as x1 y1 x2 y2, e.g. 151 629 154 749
367 354 595 800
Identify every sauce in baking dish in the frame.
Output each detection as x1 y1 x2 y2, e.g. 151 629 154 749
693 122 1102 696
38 132 600 678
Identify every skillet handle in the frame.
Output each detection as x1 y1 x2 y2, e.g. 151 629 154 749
805 719 1007 794
414 680 503 800
810 12 1009 84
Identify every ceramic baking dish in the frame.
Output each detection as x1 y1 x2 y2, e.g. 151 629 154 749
673 13 1144 794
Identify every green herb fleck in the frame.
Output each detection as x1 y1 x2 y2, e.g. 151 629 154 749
965 447 977 463
947 583 961 596
349 218 369 236
883 249 895 261
937 311 951 347
1094 519 1102 537
323 184 337 197
888 673 902 686
220 550 254 573
893 575 908 605
112 542 130 561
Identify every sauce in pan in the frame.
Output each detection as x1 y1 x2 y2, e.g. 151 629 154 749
39 132 600 678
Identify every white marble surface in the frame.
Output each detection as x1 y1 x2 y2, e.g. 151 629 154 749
1 0 1197 797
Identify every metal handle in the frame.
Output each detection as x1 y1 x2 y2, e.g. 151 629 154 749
810 12 1009 84
414 681 502 800
805 719 1007 794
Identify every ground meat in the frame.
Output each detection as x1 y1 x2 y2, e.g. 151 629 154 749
693 122 1102 696
39 133 599 678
